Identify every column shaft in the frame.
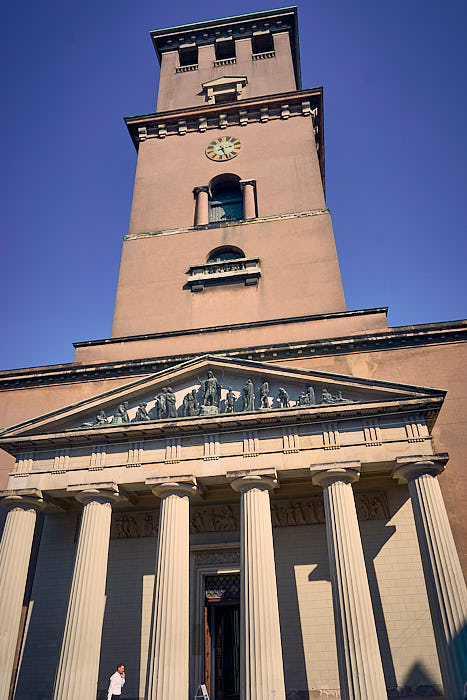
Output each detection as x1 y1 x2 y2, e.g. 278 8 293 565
147 482 194 700
313 467 387 700
194 187 209 225
232 474 286 700
406 469 467 698
0 505 38 700
240 180 256 219
53 497 113 700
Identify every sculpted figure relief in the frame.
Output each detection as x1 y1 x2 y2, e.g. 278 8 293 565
277 387 290 408
76 374 359 431
225 387 237 413
200 371 221 407
81 410 108 429
259 380 270 409
111 401 129 425
243 379 255 411
183 391 198 417
110 493 388 539
133 402 150 422
155 388 168 419
166 387 177 418
321 388 348 404
307 385 316 405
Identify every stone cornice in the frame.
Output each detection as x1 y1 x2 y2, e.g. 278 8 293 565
125 87 324 185
124 207 330 241
0 317 465 391
149 7 301 88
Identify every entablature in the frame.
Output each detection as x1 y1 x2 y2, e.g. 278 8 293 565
125 88 324 185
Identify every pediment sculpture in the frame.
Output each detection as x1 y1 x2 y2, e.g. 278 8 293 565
77 370 356 429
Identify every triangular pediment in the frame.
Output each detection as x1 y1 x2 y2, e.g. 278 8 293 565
0 355 445 450
201 76 247 88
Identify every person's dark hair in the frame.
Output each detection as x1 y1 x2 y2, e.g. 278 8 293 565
116 664 124 670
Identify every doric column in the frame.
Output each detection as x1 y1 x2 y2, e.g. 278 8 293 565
312 463 387 700
193 186 210 225
0 489 44 700
240 179 256 219
146 476 199 700
229 469 286 700
393 455 467 699
53 483 120 700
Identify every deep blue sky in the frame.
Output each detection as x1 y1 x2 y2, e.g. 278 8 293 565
1 0 466 371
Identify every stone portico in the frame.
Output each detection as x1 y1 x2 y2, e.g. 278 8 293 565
1 357 466 699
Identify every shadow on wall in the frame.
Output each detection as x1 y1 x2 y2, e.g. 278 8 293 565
97 536 157 700
274 524 331 698
274 511 446 700
13 514 78 700
393 661 443 698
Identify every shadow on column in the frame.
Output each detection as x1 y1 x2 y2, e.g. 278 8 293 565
359 522 397 690
13 513 77 700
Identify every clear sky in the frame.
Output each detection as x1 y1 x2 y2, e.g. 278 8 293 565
1 0 466 371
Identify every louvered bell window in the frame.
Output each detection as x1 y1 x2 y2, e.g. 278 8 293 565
209 189 243 223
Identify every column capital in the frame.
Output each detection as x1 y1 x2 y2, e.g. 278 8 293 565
393 453 449 483
0 487 45 511
66 481 121 505
193 185 209 197
311 461 361 488
228 467 277 493
146 475 200 498
239 178 256 188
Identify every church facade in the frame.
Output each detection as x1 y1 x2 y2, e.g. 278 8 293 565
0 8 466 700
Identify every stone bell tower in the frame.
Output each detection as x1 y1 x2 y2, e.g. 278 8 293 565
110 7 347 341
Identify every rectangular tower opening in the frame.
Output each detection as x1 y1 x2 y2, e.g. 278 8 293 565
179 44 198 67
251 31 275 55
215 38 236 61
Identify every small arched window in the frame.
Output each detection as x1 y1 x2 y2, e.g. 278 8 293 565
209 174 243 223
207 246 245 263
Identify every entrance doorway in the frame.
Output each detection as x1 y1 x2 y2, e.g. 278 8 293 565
204 573 240 700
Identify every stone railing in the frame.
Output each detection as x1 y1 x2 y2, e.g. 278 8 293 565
175 64 198 73
213 57 237 67
186 257 261 292
252 51 276 60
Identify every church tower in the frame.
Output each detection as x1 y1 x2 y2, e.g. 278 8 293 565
1 8 466 700
113 7 345 338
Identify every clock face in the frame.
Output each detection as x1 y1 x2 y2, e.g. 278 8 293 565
205 136 242 161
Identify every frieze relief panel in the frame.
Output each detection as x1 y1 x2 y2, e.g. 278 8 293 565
110 492 389 539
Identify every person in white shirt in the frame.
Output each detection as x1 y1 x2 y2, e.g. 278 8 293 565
107 664 125 700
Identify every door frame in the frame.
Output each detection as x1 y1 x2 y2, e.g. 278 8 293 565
192 552 240 700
